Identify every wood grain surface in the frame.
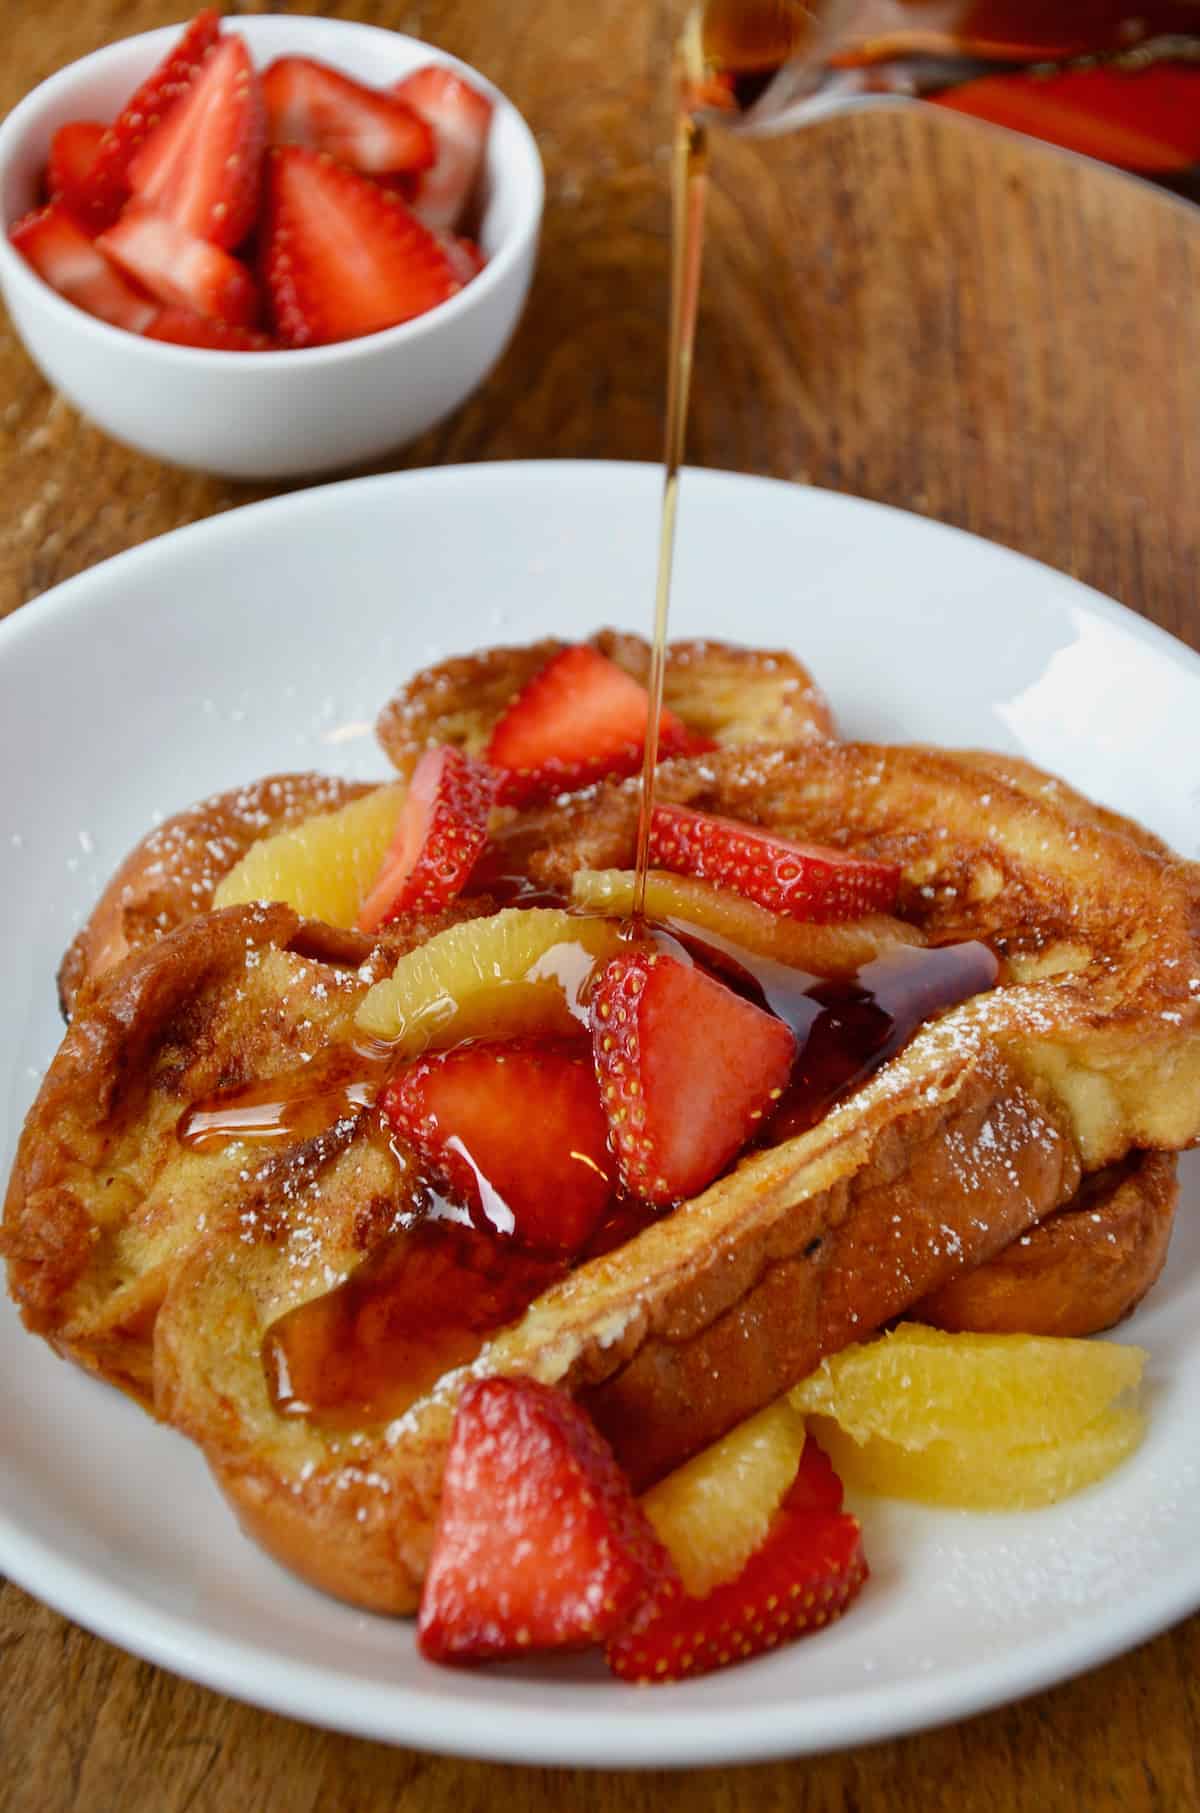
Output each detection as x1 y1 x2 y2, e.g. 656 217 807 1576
3 2 1200 1808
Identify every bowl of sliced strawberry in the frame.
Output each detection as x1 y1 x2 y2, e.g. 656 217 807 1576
0 12 542 478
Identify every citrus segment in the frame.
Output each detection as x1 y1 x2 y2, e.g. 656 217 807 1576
571 869 922 972
807 1409 1145 1510
790 1324 1146 1508
355 906 624 1049
641 1400 808 1596
213 783 405 926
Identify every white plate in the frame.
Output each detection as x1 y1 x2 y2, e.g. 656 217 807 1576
1 462 1198 1768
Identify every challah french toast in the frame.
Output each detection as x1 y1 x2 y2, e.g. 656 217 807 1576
4 632 1197 1620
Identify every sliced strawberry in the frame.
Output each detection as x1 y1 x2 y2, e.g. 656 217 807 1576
128 34 265 249
607 1500 867 1681
590 949 796 1206
649 803 901 922
380 1040 614 1253
143 306 274 350
9 203 156 332
261 146 459 348
393 64 493 231
45 121 107 230
262 57 435 175
594 950 797 1203
97 210 258 325
419 1376 679 1663
358 746 493 929
486 645 700 807
78 10 222 232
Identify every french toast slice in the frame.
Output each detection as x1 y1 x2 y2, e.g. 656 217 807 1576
913 1149 1178 1338
58 773 375 1018
7 723 1198 1616
375 629 835 777
3 901 495 1403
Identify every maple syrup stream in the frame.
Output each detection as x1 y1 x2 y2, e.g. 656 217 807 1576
631 99 709 919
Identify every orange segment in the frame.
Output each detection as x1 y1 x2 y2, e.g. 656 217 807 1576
571 868 922 972
213 783 405 926
640 1399 808 1596
790 1324 1146 1509
355 906 624 1050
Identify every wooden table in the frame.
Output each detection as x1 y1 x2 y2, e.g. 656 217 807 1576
3 3 1200 1808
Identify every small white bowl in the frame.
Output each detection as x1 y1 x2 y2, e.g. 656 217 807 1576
0 16 543 479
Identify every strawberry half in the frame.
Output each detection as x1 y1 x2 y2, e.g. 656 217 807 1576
486 644 702 807
261 146 459 348
9 204 156 332
73 9 222 232
127 34 265 250
143 306 274 350
97 211 259 325
358 746 493 930
393 64 493 231
45 122 107 230
418 1376 679 1663
590 950 796 1206
649 803 901 922
380 1040 614 1253
262 57 435 175
607 1498 867 1681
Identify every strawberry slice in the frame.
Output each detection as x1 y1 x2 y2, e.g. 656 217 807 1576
486 644 701 807
261 146 459 348
393 65 493 231
380 1040 614 1253
97 211 258 325
607 1497 867 1681
358 746 493 929
76 10 222 233
649 803 901 922
143 306 274 350
9 204 156 332
45 122 107 230
418 1376 679 1663
127 34 265 249
262 57 435 175
590 949 796 1206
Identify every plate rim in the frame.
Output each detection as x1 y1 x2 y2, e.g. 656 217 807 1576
4 458 1200 689
1 459 1197 1767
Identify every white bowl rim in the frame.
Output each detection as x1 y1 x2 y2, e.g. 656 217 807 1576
0 13 544 366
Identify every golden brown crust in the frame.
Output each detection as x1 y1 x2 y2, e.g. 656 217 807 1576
913 1149 1178 1338
58 773 375 1018
2 902 459 1404
374 631 834 778
6 902 307 1398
